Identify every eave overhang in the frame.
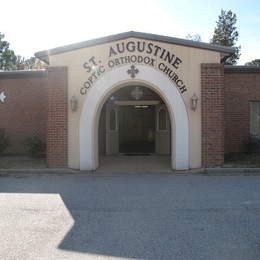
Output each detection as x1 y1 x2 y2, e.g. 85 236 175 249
35 31 235 64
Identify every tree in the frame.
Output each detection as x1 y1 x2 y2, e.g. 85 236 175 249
15 56 47 70
0 32 17 71
27 57 47 69
210 9 241 65
0 32 47 71
245 59 260 66
186 34 202 42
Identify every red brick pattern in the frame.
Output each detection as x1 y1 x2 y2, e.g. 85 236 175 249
45 67 68 168
0 71 46 154
201 64 225 167
1 65 259 169
224 69 260 152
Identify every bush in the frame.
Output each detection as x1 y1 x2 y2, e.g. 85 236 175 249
244 133 260 154
21 135 46 157
224 152 246 163
0 128 10 156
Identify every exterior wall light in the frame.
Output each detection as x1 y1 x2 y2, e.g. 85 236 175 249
191 93 198 111
70 95 78 112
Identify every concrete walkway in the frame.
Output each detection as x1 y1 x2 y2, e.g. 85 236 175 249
98 154 173 174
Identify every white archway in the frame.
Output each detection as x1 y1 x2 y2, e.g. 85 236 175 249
80 65 189 171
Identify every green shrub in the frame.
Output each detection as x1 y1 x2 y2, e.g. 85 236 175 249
21 135 46 157
0 128 10 156
224 152 246 163
244 133 260 154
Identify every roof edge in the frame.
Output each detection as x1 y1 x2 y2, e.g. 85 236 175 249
0 70 46 79
224 65 260 74
35 31 235 62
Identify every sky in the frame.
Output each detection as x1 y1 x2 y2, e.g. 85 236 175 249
1 0 259 65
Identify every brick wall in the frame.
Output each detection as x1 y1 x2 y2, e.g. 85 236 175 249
2 65 259 169
224 66 260 153
45 67 68 168
0 71 46 154
201 64 225 167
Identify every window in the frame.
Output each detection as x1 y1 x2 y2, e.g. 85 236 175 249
157 108 167 131
250 102 260 136
109 108 117 131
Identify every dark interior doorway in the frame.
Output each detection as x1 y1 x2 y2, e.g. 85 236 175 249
118 105 155 153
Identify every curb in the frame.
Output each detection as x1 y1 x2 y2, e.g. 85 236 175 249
0 167 260 177
206 167 260 175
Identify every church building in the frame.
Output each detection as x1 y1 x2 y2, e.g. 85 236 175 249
1 31 260 171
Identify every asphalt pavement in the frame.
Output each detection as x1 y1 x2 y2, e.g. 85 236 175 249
0 171 260 260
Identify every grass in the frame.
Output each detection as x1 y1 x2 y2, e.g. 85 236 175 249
224 153 260 168
0 155 46 169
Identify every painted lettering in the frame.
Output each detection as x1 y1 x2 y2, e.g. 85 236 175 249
81 65 106 94
80 87 87 95
153 45 161 56
137 41 145 52
179 85 187 93
172 57 182 69
158 62 187 93
108 55 156 68
163 51 175 64
126 41 135 52
81 40 188 95
109 46 117 57
83 56 97 72
146 43 153 54
159 49 166 59
116 42 125 54
109 41 183 70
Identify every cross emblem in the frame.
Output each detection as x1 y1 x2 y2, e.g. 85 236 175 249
127 65 139 78
0 91 6 102
131 86 143 100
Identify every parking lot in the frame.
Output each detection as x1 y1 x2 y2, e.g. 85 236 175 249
0 172 260 259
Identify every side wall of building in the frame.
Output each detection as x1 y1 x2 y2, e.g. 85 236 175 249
224 67 260 153
1 66 259 168
0 71 46 155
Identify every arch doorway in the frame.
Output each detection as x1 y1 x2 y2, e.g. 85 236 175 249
79 65 189 171
99 86 171 156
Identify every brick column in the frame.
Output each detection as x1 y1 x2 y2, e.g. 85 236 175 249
45 67 68 168
201 64 225 167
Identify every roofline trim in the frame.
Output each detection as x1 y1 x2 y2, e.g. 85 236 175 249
0 70 46 79
224 65 260 74
35 31 235 62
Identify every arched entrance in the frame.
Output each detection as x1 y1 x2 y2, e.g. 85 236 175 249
102 86 170 156
80 65 189 171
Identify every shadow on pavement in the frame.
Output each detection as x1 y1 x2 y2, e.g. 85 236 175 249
1 171 260 259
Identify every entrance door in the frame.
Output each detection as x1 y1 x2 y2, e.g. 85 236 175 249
106 105 119 155
155 105 170 154
118 105 155 153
